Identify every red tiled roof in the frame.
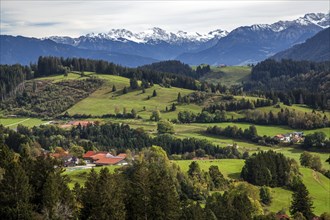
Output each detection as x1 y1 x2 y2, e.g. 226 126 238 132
94 157 126 165
90 153 108 160
117 153 127 158
83 151 96 158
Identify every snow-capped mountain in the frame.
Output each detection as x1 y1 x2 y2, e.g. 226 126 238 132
178 12 329 65
47 28 228 60
50 27 228 45
2 12 329 67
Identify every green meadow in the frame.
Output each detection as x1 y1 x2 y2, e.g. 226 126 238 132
66 74 202 120
201 66 251 86
0 117 45 128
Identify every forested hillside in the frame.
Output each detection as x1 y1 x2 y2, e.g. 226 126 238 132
272 27 330 62
244 59 330 109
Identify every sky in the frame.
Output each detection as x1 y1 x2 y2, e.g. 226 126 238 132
1 0 329 37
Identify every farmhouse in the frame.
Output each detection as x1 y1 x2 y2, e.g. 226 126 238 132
83 151 128 166
274 132 304 143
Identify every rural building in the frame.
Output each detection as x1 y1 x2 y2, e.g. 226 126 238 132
83 151 128 166
274 132 304 143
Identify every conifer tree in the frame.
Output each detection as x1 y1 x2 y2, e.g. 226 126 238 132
177 92 182 103
290 182 314 219
0 161 32 219
171 103 176 111
130 78 139 89
209 165 227 190
152 89 157 97
80 169 99 219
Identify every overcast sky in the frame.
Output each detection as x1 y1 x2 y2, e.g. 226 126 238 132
1 0 329 37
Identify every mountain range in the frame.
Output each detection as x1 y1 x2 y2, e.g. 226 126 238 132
0 12 329 67
271 27 330 62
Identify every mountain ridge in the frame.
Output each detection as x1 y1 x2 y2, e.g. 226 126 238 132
271 27 330 62
1 12 329 66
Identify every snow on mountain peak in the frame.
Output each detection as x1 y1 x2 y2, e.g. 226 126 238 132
270 12 329 32
79 27 228 44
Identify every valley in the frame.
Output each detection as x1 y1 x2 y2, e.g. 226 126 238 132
1 64 329 216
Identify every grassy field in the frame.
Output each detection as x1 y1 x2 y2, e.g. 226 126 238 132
300 168 330 215
201 66 251 86
36 72 92 82
174 159 245 179
0 117 46 128
66 74 202 120
65 166 121 189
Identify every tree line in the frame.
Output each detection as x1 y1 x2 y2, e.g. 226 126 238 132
0 122 242 159
244 108 329 129
177 108 329 130
203 98 273 113
36 56 200 90
139 60 211 79
206 125 279 146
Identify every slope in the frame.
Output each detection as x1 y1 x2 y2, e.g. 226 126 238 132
0 35 157 67
272 27 330 61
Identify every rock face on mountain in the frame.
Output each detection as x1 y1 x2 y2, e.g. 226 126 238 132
1 13 329 66
271 27 330 62
177 13 329 65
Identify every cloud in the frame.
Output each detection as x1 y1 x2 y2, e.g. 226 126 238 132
1 0 329 37
29 22 62 27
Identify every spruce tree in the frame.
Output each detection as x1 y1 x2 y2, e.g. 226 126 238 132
209 165 227 190
290 182 314 219
80 169 99 219
152 89 157 97
130 78 139 89
171 103 176 111
0 162 32 220
177 92 182 103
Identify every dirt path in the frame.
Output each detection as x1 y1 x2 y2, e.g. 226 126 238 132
5 118 31 127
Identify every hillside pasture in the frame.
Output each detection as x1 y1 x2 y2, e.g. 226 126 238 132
0 117 45 128
66 74 202 119
200 66 251 86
